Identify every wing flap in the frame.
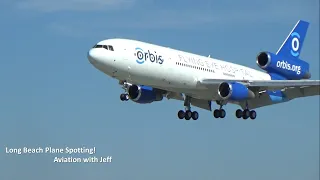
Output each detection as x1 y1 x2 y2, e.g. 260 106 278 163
191 98 212 111
283 85 320 98
247 79 320 90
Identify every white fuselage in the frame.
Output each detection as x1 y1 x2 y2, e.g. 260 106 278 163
87 38 271 100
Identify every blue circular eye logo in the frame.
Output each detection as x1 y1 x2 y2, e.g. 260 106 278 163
135 47 145 64
290 32 300 57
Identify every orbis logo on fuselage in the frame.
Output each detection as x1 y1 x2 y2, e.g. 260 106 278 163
135 47 164 64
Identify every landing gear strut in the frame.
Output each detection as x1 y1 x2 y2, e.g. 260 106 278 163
177 95 199 120
235 102 257 120
119 80 130 101
213 101 226 118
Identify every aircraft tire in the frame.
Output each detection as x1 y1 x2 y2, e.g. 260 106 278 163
120 94 126 101
220 109 226 118
191 111 199 120
250 110 257 120
185 110 192 120
120 93 129 101
235 109 243 118
242 109 250 120
213 109 220 118
178 110 185 119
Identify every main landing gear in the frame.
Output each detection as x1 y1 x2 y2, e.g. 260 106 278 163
212 101 257 120
235 102 257 120
213 101 226 118
235 109 256 120
177 95 199 120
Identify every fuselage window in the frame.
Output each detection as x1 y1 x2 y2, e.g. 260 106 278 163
175 61 215 73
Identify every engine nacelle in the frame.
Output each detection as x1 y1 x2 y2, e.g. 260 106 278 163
256 51 311 80
128 84 163 104
218 82 255 101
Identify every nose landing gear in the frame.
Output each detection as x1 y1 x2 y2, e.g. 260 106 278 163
120 93 129 101
119 80 130 101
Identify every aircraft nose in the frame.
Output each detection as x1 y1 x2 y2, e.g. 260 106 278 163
87 49 98 64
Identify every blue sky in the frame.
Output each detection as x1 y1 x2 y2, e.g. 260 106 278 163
0 0 319 179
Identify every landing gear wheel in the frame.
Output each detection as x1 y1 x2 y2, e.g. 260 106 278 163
213 109 226 118
191 111 199 120
185 110 192 120
250 110 256 120
178 110 185 119
177 110 199 120
120 94 128 101
242 109 250 120
213 109 220 118
220 109 226 118
235 109 243 118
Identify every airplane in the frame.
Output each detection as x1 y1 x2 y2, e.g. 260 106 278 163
87 20 320 120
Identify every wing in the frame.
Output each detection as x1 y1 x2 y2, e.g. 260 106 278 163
198 78 320 109
243 79 320 91
199 79 320 90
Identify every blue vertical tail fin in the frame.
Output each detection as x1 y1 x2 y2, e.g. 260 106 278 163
276 20 309 59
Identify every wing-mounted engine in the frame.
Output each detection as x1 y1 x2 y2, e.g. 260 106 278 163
128 84 163 104
218 82 255 101
256 51 311 80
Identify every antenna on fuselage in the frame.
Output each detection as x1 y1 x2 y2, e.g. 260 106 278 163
208 55 211 58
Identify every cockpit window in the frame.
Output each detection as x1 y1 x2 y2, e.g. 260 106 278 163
92 44 114 51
